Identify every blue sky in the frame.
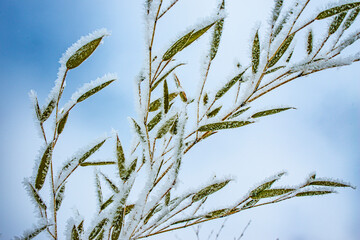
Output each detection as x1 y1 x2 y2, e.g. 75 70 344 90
0 0 359 239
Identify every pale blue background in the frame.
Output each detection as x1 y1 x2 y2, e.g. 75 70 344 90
0 0 359 239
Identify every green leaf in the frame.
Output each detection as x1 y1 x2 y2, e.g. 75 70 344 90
205 208 230 218
192 180 230 202
272 0 284 24
210 1 225 60
149 93 178 112
89 218 108 240
329 12 347 35
125 204 135 215
131 118 146 143
182 21 217 51
162 30 194 61
286 49 294 63
215 71 245 100
35 143 53 190
40 99 56 123
94 229 105 240
156 115 178 138
170 116 179 135
165 192 170 206
203 93 209 105
33 95 42 121
163 80 169 114
229 107 250 119
80 161 116 166
71 225 80 240
198 121 253 132
57 112 69 135
295 191 334 197
111 206 125 240
249 173 285 198
268 33 295 68
251 188 295 199
307 30 313 55
308 180 354 188
55 184 66 211
144 205 157 224
66 37 103 69
252 30 260 73
343 7 360 30
124 158 137 181
265 66 286 75
316 3 360 20
151 64 184 92
77 220 84 234
116 135 127 181
22 225 49 239
148 112 163 132
100 173 119 193
78 139 106 164
206 106 222 118
100 195 114 212
77 79 116 103
95 173 103 208
241 199 259 209
27 182 47 210
251 107 294 118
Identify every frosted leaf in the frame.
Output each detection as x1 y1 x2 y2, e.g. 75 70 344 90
272 0 284 25
316 2 360 20
343 7 360 30
329 12 347 35
251 188 295 199
192 180 230 202
307 30 313 55
198 121 253 131
55 184 66 211
35 143 53 190
252 30 260 73
268 33 295 68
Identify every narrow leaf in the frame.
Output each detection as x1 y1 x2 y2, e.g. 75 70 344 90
268 33 295 68
203 93 209 105
40 99 55 123
71 225 80 240
251 188 295 199
100 173 119 193
181 21 217 51
35 143 53 190
252 30 260 73
66 37 103 69
198 121 253 132
343 7 360 30
165 192 170 206
151 64 184 91
77 79 115 103
296 191 334 197
57 112 69 135
124 158 137 181
307 30 313 55
148 112 163 132
111 206 124 240
78 139 106 164
329 12 347 35
205 208 230 218
88 218 108 240
229 107 250 119
28 182 47 210
170 116 178 135
156 115 177 138
206 106 222 118
265 66 286 74
192 180 230 202
241 199 259 209
116 135 127 181
55 184 66 211
77 220 84 234
100 195 114 212
131 118 146 142
144 206 157 224
249 173 286 198
33 95 42 121
163 80 169 114
22 225 49 239
210 1 225 60
308 180 354 188
149 93 178 112
95 173 103 208
272 0 284 24
251 107 294 118
162 30 194 61
316 3 360 20
80 161 115 166
215 71 245 100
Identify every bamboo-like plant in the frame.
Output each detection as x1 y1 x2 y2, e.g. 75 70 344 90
20 0 359 239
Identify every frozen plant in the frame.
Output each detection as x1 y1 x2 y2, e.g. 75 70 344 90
21 0 359 239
